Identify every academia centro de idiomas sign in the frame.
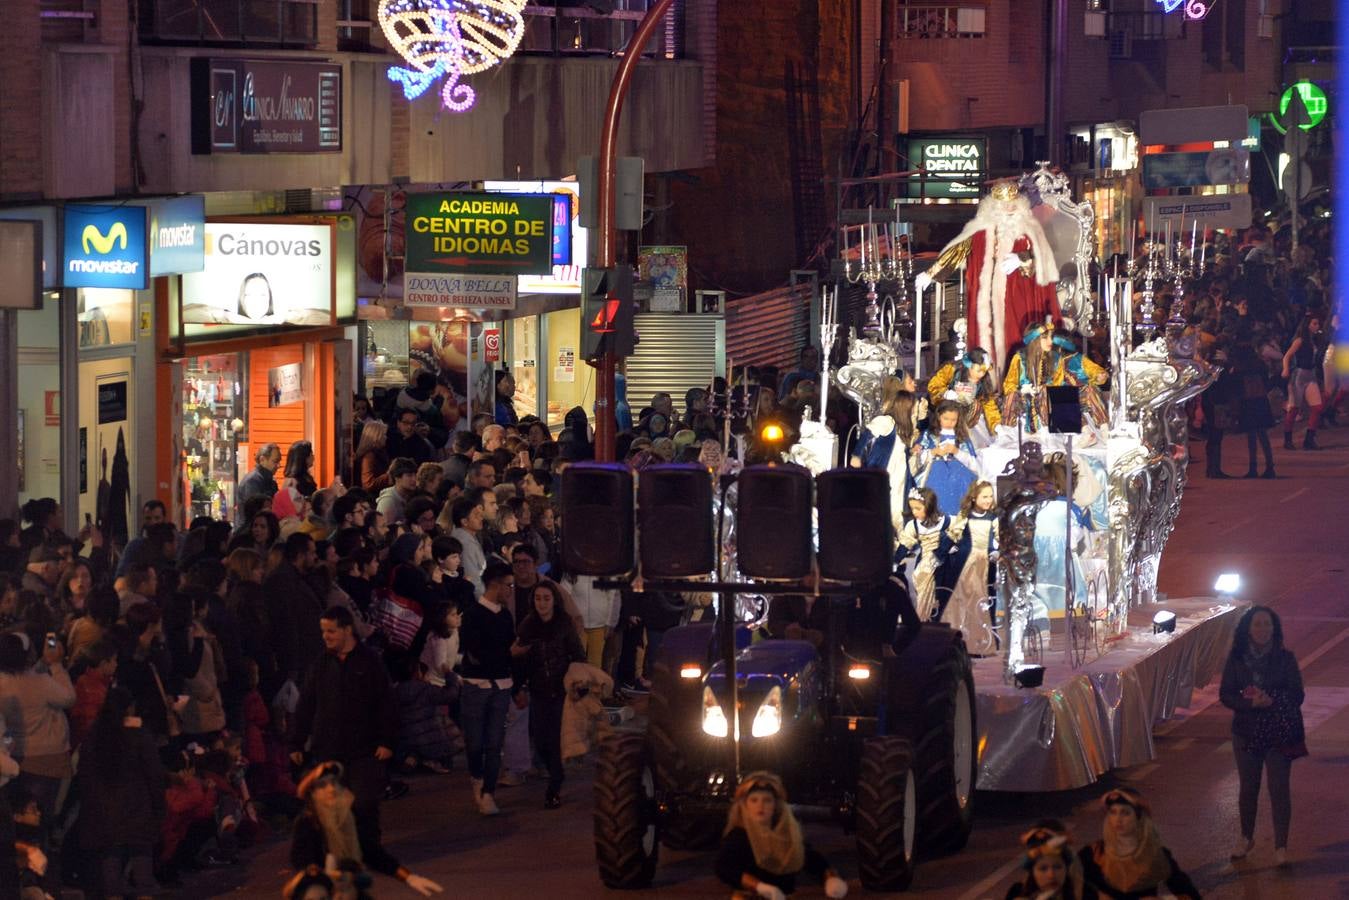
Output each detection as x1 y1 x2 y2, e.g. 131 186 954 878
405 192 554 277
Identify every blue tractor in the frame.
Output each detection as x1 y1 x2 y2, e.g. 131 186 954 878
575 464 978 892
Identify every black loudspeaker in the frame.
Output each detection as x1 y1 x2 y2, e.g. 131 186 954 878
560 463 634 576
638 464 714 577
1047 385 1082 434
737 465 813 579
816 468 892 583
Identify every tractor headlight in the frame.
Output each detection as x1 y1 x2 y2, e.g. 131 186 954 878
751 686 783 738
701 686 729 737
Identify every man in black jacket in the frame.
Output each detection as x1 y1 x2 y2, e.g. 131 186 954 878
235 443 281 525
266 532 323 685
289 606 398 829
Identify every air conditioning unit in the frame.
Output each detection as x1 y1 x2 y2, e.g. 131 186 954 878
1257 14 1273 39
1085 11 1107 38
1109 30 1132 59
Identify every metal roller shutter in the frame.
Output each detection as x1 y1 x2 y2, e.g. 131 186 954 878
724 282 813 372
626 314 725 409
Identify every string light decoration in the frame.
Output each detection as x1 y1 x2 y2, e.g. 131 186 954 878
1155 0 1213 20
378 0 528 112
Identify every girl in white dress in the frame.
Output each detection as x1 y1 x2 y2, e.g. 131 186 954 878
897 487 948 622
942 481 998 656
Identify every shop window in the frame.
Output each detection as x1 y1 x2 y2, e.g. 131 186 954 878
182 354 246 522
17 296 61 508
544 308 592 429
511 316 540 421
364 320 411 393
77 289 134 348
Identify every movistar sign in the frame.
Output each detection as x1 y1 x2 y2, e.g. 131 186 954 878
63 204 149 289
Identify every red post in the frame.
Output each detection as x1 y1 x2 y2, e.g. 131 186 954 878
592 0 674 462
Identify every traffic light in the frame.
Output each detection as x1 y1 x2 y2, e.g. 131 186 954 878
581 265 635 359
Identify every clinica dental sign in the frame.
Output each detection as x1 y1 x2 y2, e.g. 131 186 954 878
908 136 988 198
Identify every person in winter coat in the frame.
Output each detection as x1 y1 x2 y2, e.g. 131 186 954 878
394 661 460 774
164 586 227 742
226 548 280 703
113 602 177 745
511 581 585 808
68 639 118 750
76 686 166 897
1078 787 1200 900
715 771 848 899
1219 605 1305 866
290 761 442 896
0 633 75 840
266 533 325 686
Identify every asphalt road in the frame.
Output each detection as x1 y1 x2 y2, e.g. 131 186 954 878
203 426 1349 898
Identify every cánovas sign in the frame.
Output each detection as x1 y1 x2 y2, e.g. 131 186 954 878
191 58 342 154
405 192 553 276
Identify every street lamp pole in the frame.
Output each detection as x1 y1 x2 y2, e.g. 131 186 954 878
592 0 674 462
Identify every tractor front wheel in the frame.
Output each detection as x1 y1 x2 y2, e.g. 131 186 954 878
594 732 660 889
855 734 917 892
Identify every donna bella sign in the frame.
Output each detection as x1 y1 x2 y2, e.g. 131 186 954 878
192 58 342 154
909 136 987 198
405 273 517 310
405 192 553 276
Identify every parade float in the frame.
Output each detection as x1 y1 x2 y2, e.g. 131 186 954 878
795 163 1241 792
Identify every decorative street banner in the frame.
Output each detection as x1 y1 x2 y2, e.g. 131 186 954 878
403 272 517 310
191 58 342 154
405 192 553 276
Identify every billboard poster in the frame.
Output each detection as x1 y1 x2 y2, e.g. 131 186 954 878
483 181 585 294
638 245 688 312
408 322 471 433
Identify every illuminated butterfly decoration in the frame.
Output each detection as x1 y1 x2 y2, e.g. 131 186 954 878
378 0 528 112
1155 0 1213 20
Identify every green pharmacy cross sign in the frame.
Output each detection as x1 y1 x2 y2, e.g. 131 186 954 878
1272 81 1328 134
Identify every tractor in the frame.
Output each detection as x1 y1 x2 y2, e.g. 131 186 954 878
565 462 978 892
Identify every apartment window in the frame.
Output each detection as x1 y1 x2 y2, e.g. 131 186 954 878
898 4 987 39
139 0 318 46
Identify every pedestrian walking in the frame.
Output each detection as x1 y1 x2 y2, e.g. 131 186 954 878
1219 605 1305 866
458 562 517 816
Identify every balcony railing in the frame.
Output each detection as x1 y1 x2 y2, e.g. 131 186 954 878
139 0 318 47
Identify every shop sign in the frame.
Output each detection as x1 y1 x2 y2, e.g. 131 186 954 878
0 208 59 289
405 192 553 276
483 181 585 294
404 273 517 310
63 204 149 290
267 363 303 407
145 196 206 276
1143 194 1253 231
181 222 333 330
483 327 502 363
191 58 342 154
907 137 986 198
1142 148 1249 188
0 220 42 309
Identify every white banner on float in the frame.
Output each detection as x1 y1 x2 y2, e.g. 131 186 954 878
404 272 517 309
1143 194 1253 231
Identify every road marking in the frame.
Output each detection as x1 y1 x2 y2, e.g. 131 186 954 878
1215 515 1255 536
956 857 1024 900
1279 486 1310 504
1301 687 1349 735
1299 627 1349 671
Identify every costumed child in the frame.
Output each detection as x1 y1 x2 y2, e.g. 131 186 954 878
915 400 979 519
897 487 950 622
926 347 1002 446
714 771 848 899
1004 820 1095 900
1002 320 1108 436
1078 787 1200 900
850 377 924 539
941 481 999 656
290 762 443 897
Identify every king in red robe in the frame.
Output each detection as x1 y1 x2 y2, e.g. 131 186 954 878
918 181 1062 375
